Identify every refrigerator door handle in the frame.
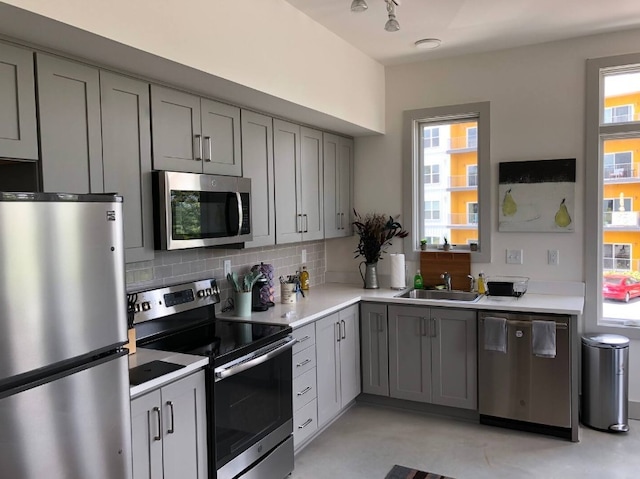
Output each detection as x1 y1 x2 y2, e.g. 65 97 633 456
153 406 162 441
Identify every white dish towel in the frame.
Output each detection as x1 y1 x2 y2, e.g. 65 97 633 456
532 320 556 358
484 316 507 353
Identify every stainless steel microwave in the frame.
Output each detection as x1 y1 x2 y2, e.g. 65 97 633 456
153 171 252 250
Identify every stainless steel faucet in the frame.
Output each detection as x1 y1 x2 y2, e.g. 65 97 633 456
441 272 452 291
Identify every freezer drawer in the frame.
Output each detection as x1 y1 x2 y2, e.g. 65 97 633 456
478 312 571 428
0 353 133 479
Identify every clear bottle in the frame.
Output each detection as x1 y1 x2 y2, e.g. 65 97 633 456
477 272 486 295
300 266 310 290
413 269 424 289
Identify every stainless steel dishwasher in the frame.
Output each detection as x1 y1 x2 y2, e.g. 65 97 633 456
478 311 572 439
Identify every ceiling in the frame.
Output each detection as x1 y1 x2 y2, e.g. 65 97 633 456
284 0 640 66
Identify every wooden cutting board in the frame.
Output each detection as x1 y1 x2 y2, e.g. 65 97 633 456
419 252 471 291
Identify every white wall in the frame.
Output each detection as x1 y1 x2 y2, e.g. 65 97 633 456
327 28 640 403
1 0 385 134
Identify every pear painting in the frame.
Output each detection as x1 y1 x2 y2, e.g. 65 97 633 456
555 198 572 228
502 188 517 216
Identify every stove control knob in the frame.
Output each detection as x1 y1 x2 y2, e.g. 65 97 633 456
142 302 151 311
197 290 206 298
207 288 213 295
134 304 141 312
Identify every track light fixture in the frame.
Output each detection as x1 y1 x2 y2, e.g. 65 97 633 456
350 0 400 32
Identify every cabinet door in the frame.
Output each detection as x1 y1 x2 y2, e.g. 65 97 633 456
242 110 275 247
388 305 432 403
150 85 201 172
37 53 102 193
200 99 241 176
274 119 302 244
315 313 341 427
431 308 477 410
0 42 37 160
360 303 389 396
337 136 353 234
300 127 324 241
161 372 208 479
339 304 360 405
131 389 163 479
100 71 154 263
323 133 340 238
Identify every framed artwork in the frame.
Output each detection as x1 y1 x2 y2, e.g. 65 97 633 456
498 158 576 232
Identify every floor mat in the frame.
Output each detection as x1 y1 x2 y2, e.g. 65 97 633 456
385 464 454 479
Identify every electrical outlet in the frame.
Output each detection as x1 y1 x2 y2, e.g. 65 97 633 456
548 249 559 265
224 260 231 277
301 249 307 264
506 249 523 264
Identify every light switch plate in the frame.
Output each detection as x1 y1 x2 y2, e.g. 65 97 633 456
506 249 523 264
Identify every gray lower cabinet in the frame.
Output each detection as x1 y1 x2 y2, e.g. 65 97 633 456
150 85 241 176
315 304 360 427
100 71 154 263
37 53 103 193
241 110 275 247
131 371 207 479
323 133 353 238
360 303 389 396
388 305 477 410
0 42 38 160
273 119 324 244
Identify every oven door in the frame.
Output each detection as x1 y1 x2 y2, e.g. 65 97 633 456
214 337 295 479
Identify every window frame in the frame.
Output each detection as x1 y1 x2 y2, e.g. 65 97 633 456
586 53 640 338
403 102 491 263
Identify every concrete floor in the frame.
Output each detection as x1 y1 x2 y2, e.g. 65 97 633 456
290 403 640 479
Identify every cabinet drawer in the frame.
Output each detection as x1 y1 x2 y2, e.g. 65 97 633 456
293 367 317 411
293 398 318 449
293 348 316 378
292 323 315 355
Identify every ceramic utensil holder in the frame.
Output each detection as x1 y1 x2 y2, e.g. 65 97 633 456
281 283 296 304
235 291 252 317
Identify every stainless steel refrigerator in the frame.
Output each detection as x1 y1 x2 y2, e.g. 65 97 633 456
0 192 133 479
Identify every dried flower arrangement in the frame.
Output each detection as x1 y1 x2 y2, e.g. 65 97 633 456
352 210 408 264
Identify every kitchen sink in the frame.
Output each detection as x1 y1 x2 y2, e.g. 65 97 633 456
396 289 481 302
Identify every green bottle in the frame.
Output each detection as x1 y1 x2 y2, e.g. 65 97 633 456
414 269 424 289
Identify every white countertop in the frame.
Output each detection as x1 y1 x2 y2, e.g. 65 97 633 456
218 283 584 329
129 348 209 399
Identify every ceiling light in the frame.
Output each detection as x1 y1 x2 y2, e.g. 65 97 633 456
350 0 368 12
414 38 442 50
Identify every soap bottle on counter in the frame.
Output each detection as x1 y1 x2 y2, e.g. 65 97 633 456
477 272 486 295
300 266 310 290
413 269 423 289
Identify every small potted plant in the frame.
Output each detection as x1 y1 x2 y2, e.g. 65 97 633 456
442 237 451 251
420 238 428 251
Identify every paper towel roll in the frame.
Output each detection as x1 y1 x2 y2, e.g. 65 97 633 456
390 253 406 290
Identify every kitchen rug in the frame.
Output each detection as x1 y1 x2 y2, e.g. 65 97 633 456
385 464 454 479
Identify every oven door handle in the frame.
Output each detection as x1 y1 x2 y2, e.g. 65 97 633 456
214 337 296 380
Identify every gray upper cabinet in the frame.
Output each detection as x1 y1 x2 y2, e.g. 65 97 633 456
150 85 241 176
388 304 477 410
360 303 389 396
323 133 353 238
0 42 37 160
37 53 103 193
100 71 154 263
241 110 275 248
274 119 324 244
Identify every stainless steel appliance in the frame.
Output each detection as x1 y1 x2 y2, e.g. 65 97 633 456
0 192 133 479
153 171 252 250
131 280 295 479
478 311 573 440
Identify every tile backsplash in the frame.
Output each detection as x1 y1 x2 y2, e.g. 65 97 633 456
126 241 326 308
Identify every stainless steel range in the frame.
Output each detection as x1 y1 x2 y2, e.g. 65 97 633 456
129 279 295 479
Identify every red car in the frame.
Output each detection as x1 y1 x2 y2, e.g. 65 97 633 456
603 274 640 302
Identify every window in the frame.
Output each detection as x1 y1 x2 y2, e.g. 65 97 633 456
604 104 633 123
423 127 440 148
402 102 490 262
586 55 640 334
467 127 477 148
424 164 440 184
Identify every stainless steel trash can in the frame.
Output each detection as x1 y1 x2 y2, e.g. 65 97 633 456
581 333 629 432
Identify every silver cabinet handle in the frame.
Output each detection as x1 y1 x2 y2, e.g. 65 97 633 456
296 358 311 368
297 386 312 396
204 136 212 162
431 318 437 337
298 418 313 429
303 214 309 233
341 319 346 340
340 212 344 230
152 407 161 441
297 214 303 233
194 134 202 161
297 335 311 344
166 401 175 434
215 337 296 380
337 212 341 230
335 322 341 342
